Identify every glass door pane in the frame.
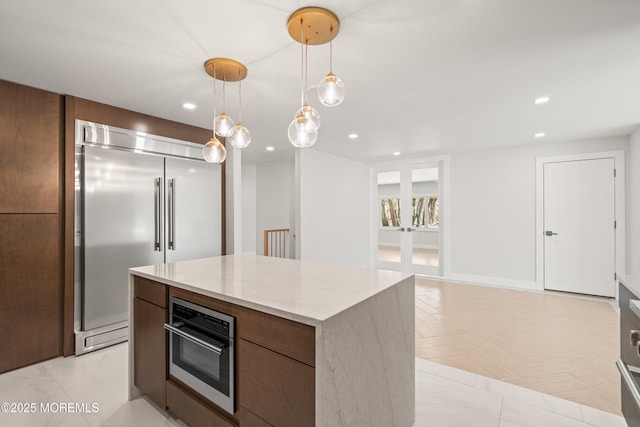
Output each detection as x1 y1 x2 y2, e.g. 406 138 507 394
410 167 441 276
376 171 403 268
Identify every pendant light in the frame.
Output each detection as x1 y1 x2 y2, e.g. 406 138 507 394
287 7 343 148
203 72 226 163
288 34 318 147
295 43 321 130
213 78 234 137
227 78 251 148
318 36 345 107
203 58 248 162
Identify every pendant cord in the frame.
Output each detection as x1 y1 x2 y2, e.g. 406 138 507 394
212 67 217 137
222 77 227 113
238 79 243 123
329 33 333 74
304 42 309 106
300 18 305 107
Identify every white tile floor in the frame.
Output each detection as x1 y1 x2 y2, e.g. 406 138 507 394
0 343 627 427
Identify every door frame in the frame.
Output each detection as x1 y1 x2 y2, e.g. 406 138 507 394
370 155 451 277
535 150 625 297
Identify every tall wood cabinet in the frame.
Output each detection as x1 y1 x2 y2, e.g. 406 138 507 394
0 80 62 373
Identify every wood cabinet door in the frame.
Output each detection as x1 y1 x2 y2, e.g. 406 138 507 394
239 339 314 427
134 297 167 409
0 214 61 373
0 80 61 213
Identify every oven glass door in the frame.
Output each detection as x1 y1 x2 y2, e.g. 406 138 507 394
171 323 231 395
165 317 235 415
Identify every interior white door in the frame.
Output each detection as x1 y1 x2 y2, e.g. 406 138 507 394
543 158 615 296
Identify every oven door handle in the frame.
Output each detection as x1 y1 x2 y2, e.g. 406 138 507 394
617 360 640 410
163 322 225 356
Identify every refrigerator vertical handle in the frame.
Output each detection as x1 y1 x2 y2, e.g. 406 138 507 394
154 178 162 251
168 178 175 250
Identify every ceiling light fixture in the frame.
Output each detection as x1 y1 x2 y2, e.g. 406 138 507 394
348 133 359 139
266 146 275 152
182 102 196 110
534 132 546 138
287 7 343 148
202 58 250 163
534 96 550 105
393 152 401 156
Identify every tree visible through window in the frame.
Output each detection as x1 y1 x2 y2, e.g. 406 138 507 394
380 196 439 229
380 198 400 227
427 196 439 228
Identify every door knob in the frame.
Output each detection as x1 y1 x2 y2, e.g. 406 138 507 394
398 227 405 232
545 231 558 236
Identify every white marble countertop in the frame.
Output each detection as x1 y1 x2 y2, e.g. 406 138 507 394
129 254 413 326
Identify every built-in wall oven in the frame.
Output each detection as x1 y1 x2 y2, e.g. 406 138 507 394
164 297 235 414
618 281 640 427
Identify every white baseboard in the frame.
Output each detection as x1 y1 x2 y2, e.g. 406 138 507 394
445 273 541 292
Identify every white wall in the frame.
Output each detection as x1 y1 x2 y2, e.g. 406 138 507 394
255 159 295 256
449 136 629 288
629 129 640 283
297 149 370 267
242 163 256 254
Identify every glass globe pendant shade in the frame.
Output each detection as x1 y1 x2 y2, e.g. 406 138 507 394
214 112 235 137
202 137 227 163
227 123 252 149
317 73 345 107
288 113 318 148
296 104 321 130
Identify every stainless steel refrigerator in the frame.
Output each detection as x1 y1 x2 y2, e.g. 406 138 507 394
74 120 222 354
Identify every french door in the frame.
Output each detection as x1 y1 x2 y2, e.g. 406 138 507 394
374 165 442 276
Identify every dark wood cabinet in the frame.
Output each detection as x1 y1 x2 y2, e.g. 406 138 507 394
0 214 61 373
135 278 317 426
0 80 61 214
134 278 168 409
238 340 314 427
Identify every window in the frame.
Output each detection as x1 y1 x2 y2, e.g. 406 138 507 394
427 196 439 229
380 198 400 227
413 196 439 229
380 196 439 229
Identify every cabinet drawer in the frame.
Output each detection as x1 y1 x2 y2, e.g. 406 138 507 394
239 339 314 427
236 306 315 367
166 380 236 427
134 276 167 308
238 407 272 427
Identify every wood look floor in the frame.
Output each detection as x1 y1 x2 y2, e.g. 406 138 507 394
415 278 621 415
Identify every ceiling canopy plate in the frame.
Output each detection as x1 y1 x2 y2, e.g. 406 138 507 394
287 7 340 45
204 58 247 81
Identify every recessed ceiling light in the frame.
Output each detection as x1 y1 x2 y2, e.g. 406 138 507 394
392 152 400 156
534 96 550 105
266 146 275 151
348 133 359 139
534 132 546 138
182 102 197 110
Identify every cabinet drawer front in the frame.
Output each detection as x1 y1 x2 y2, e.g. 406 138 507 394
238 407 272 426
239 339 314 427
237 306 315 367
134 276 167 308
166 380 235 427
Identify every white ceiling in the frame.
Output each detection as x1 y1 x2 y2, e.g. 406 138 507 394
2 0 639 164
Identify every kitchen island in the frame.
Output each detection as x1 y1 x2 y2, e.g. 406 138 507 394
128 254 415 427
